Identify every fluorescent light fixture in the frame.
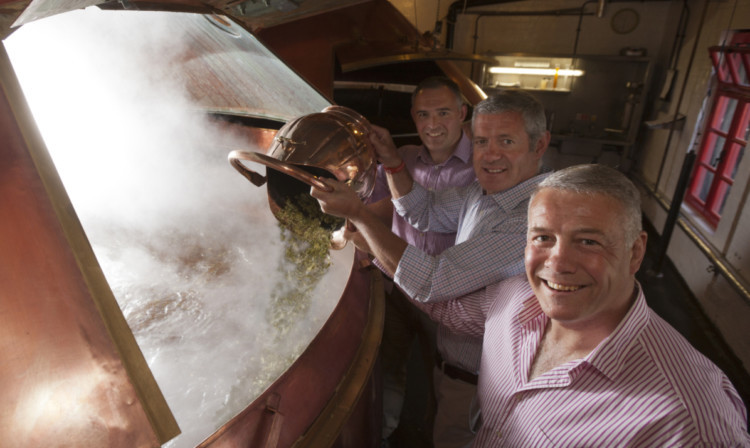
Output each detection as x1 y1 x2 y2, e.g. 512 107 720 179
489 66 584 76
514 61 550 68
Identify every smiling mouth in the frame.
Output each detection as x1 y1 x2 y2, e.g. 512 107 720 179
545 280 582 292
485 167 507 174
425 130 444 138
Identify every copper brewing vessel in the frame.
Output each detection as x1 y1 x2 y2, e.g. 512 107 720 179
228 105 376 248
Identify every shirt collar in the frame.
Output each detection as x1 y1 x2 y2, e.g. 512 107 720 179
584 282 649 381
416 131 473 166
487 170 552 211
517 281 649 382
518 289 545 326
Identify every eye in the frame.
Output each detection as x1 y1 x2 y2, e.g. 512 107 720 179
416 112 427 119
439 110 450 117
501 138 514 145
581 238 599 246
532 234 552 244
473 138 488 146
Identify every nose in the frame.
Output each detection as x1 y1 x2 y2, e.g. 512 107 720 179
544 241 575 273
427 114 441 128
482 142 504 163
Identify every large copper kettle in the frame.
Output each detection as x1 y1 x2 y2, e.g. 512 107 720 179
228 106 376 249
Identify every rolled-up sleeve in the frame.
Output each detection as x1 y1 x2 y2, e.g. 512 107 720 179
394 214 527 303
393 182 466 233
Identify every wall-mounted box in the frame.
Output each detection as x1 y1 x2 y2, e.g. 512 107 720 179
482 54 652 149
482 55 582 92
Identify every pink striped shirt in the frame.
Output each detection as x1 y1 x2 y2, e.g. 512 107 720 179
393 172 549 372
417 275 750 446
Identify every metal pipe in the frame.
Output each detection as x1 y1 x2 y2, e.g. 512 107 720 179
446 0 521 49
654 0 709 191
469 5 592 76
667 1 690 72
596 0 607 18
574 1 598 55
446 0 673 49
650 150 696 276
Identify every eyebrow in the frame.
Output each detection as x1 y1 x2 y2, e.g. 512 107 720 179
474 132 513 139
527 226 607 236
417 107 452 113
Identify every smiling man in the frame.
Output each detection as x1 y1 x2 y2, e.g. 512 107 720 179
311 90 550 446
400 164 750 446
352 90 550 300
366 77 477 446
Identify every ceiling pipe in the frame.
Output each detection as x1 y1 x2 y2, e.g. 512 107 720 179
654 0 708 192
446 0 520 49
466 5 593 74
597 0 607 18
472 7 591 55
447 0 674 50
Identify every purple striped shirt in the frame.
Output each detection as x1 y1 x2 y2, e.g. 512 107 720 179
370 133 480 373
370 132 476 255
416 275 750 447
392 172 548 372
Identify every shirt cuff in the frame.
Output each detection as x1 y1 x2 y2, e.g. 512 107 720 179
392 181 423 217
393 244 432 303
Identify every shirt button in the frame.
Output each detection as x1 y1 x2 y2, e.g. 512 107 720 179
497 430 502 438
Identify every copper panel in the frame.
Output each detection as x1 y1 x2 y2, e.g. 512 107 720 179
199 255 384 448
0 3 413 445
0 44 173 446
4 9 382 446
4 0 373 32
256 0 411 99
255 0 486 105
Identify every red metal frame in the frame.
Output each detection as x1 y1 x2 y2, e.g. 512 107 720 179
687 32 750 227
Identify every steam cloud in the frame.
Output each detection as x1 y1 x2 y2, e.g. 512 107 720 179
5 9 352 447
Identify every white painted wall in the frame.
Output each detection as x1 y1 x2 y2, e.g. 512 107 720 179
638 0 750 370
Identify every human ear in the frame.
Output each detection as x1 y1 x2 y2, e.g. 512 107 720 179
533 130 550 158
629 231 648 275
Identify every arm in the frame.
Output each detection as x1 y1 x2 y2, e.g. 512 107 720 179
369 124 414 199
367 197 394 227
345 197 393 255
396 214 528 303
310 178 406 277
393 182 464 233
412 287 489 338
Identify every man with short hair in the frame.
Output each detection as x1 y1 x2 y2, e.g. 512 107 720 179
369 76 476 443
404 164 750 446
312 90 550 447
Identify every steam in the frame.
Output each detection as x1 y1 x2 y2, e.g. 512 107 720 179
5 9 351 448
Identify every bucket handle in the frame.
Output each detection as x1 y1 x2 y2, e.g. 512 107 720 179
228 150 333 192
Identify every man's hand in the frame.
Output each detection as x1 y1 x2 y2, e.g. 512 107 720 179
369 124 402 168
368 124 414 199
343 224 373 254
312 176 407 276
309 178 364 221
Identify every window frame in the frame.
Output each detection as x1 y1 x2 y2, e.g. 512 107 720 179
686 32 750 228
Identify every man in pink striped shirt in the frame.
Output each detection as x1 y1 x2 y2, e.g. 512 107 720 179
407 164 750 446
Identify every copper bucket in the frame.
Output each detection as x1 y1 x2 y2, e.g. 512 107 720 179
228 106 376 249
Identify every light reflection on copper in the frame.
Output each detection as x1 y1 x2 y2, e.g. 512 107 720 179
5 10 359 447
